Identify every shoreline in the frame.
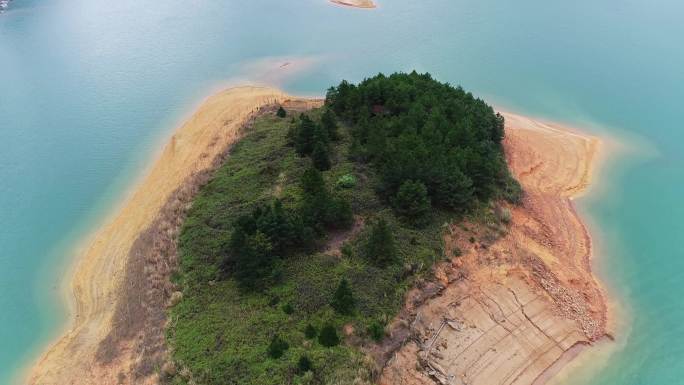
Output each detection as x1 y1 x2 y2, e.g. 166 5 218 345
24 85 614 384
24 86 297 385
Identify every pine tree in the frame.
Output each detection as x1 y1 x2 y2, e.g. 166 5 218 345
295 114 318 156
304 324 317 339
300 166 327 197
318 323 340 347
368 320 385 341
232 231 274 290
297 355 313 373
311 141 331 171
331 278 356 315
267 335 289 359
392 180 431 224
326 197 354 229
321 108 339 140
277 106 287 118
364 218 397 266
434 167 474 211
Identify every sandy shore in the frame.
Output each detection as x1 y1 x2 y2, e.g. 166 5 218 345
25 86 306 385
330 0 377 9
378 113 609 385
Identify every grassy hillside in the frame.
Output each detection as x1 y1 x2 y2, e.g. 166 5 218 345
167 73 519 385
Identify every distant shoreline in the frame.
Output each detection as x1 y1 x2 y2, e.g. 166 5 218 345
330 0 376 9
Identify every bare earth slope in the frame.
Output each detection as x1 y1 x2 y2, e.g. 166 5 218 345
380 113 607 385
27 87 309 385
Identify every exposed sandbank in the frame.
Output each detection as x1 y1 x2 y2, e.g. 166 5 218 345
330 0 377 9
378 113 610 385
25 86 313 385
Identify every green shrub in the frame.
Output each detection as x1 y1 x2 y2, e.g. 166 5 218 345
500 208 512 224
336 174 357 189
268 335 289 359
331 279 356 315
340 243 354 259
297 355 313 373
502 175 523 204
364 218 397 266
318 323 340 347
304 324 317 339
282 303 294 315
321 108 339 140
312 141 331 171
301 166 353 230
297 371 314 385
392 180 431 225
433 168 474 212
368 321 385 342
277 106 287 118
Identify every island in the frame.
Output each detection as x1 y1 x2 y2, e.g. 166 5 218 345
330 0 377 9
27 73 608 385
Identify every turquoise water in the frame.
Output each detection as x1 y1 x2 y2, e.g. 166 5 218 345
1 0 683 383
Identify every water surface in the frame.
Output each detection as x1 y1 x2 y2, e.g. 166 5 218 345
1 0 683 383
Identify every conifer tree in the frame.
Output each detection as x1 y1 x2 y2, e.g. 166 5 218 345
392 180 431 224
298 355 313 373
311 141 331 171
295 114 318 156
304 324 317 339
364 218 397 266
331 278 356 315
267 335 289 359
318 323 340 347
321 108 339 140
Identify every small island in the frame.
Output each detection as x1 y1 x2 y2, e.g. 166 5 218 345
167 72 520 384
330 0 377 9
28 74 607 385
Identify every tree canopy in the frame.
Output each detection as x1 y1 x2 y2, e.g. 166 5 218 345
392 179 431 225
364 218 397 266
331 278 356 315
325 72 521 217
